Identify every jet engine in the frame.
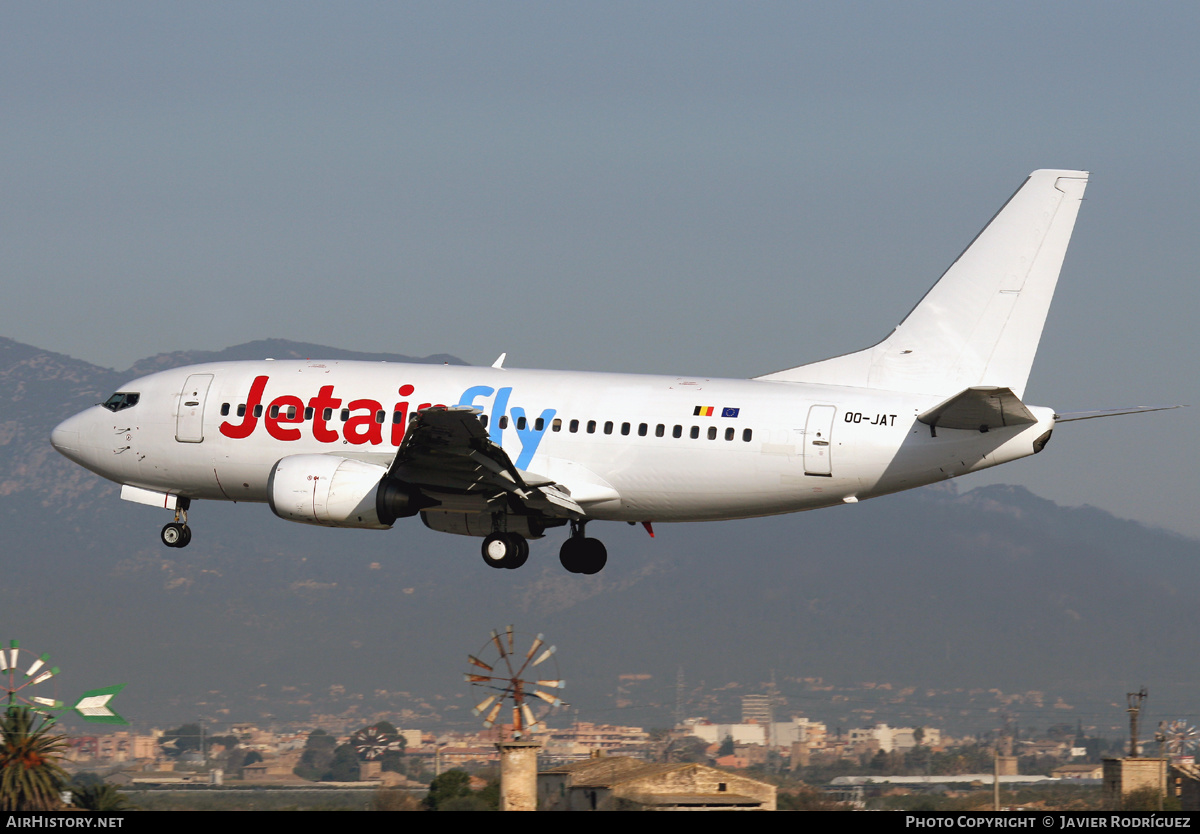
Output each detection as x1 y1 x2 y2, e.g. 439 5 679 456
267 455 425 529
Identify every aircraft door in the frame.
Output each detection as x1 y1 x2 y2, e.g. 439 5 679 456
175 374 214 443
803 405 836 476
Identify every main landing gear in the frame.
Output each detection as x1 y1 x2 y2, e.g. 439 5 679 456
479 519 609 574
559 520 607 575
160 501 192 548
481 531 529 570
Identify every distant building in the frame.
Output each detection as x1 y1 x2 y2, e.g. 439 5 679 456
682 719 765 747
539 756 776 811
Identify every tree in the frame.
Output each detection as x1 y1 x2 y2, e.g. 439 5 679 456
718 734 736 757
326 745 361 782
0 707 69 812
71 783 136 812
294 729 337 781
423 769 473 810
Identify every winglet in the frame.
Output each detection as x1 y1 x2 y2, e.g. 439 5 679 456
492 353 507 369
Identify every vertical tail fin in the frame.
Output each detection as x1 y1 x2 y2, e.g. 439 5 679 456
756 170 1089 398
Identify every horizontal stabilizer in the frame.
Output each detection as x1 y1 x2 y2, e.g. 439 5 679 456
918 387 1037 432
1055 404 1185 423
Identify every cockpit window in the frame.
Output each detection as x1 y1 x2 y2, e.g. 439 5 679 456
101 392 140 412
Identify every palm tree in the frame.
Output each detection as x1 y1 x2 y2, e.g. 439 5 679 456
71 783 136 812
0 707 69 811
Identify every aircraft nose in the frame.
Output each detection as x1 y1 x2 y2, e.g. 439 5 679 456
51 411 91 465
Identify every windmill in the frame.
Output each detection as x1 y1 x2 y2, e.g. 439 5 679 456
0 639 127 724
464 626 565 739
1161 720 1199 759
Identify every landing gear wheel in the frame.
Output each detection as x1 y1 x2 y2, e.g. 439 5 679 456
481 532 527 569
161 522 190 548
506 535 529 570
577 538 606 574
559 536 607 574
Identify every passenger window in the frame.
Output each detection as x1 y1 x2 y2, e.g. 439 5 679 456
393 411 403 424
690 426 700 439
535 417 544 431
253 405 263 418
708 426 717 440
743 428 753 442
638 423 647 437
305 407 314 420
552 418 562 432
604 421 614 435
516 416 527 430
269 405 280 419
656 424 665 437
287 406 298 420
499 416 508 429
725 427 734 441
621 422 631 436
375 410 385 424
220 403 230 416
340 409 349 421
587 420 596 434
237 404 246 418
570 419 580 433
322 408 332 421
673 425 682 438
480 414 489 428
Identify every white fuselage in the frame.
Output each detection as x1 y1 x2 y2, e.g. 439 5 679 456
51 359 1056 525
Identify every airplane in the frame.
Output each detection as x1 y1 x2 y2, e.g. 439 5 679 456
50 169 1176 575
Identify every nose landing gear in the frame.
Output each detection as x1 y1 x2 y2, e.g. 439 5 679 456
160 501 192 548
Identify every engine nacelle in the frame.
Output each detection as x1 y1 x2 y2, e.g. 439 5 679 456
268 455 424 529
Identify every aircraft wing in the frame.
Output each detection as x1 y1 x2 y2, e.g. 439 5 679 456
385 406 584 517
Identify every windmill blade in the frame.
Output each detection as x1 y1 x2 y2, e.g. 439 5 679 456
536 679 565 689
525 635 545 661
467 654 493 672
505 626 515 655
532 645 557 667
490 629 508 659
482 701 503 728
31 667 58 686
472 695 497 716
25 655 48 678
533 690 562 707
521 703 537 731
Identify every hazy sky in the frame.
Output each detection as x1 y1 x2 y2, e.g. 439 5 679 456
4 3 1197 535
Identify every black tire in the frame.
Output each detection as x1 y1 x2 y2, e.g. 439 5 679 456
161 523 184 548
577 538 608 575
559 538 583 573
506 535 529 569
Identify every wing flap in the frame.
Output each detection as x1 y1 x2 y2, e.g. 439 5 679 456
386 406 585 518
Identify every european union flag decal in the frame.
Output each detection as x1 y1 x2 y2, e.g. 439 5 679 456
721 407 740 418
